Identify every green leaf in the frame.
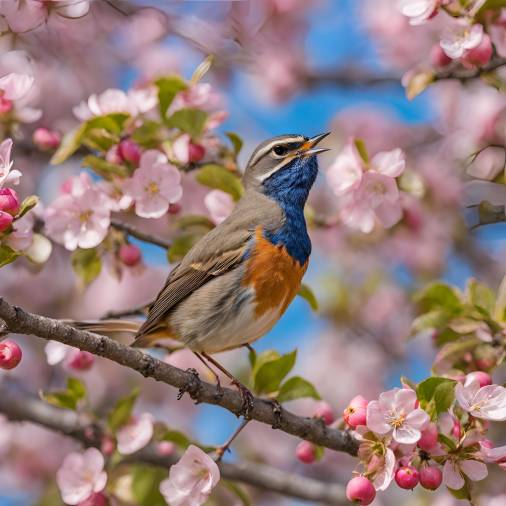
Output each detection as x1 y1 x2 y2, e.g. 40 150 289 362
191 55 214 84
167 234 199 263
40 377 87 411
16 195 38 219
314 445 325 462
476 0 506 17
67 377 86 400
166 108 208 138
354 138 369 164
225 132 243 155
404 70 435 100
411 309 450 333
107 388 139 432
131 120 163 148
248 347 257 369
495 275 506 322
298 284 318 311
156 76 188 119
277 376 321 403
82 155 129 179
432 337 482 375
222 480 251 506
71 248 102 285
254 350 297 395
162 429 192 449
439 433 457 452
415 282 462 313
447 481 472 501
0 244 19 268
252 350 281 377
131 465 167 506
196 164 244 201
50 123 87 164
86 113 129 134
416 377 454 405
466 278 495 315
434 380 456 415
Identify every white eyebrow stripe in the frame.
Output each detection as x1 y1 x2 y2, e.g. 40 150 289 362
249 136 305 167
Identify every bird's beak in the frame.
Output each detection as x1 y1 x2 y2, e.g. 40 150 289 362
298 132 331 157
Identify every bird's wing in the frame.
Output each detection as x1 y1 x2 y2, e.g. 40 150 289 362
133 229 251 342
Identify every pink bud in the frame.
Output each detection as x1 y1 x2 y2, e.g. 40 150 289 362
157 441 175 456
345 476 376 505
481 439 494 449
418 422 438 451
32 127 61 150
188 143 205 163
452 418 462 439
344 395 368 428
105 145 123 165
118 139 141 166
419 466 442 490
313 401 334 425
295 441 316 464
430 44 452 67
0 340 22 369
0 211 13 232
119 243 142 267
466 371 492 388
395 465 419 490
462 33 493 67
67 350 95 371
0 97 13 114
77 492 108 506
0 188 19 215
101 435 116 456
168 202 182 214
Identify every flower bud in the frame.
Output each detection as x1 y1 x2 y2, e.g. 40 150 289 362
419 466 442 490
0 340 22 369
119 243 142 267
33 127 61 150
430 44 452 67
101 435 116 456
295 441 316 464
118 139 141 166
188 143 205 163
168 202 182 215
418 422 438 451
0 97 13 114
345 476 376 505
0 188 19 215
462 33 493 67
395 465 419 490
67 350 95 371
313 401 334 425
343 395 368 428
106 145 122 165
0 211 13 232
466 371 492 388
77 492 108 506
157 441 175 456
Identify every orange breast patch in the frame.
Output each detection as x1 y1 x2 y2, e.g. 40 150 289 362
243 227 308 317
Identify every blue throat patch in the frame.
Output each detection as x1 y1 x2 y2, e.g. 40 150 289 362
261 156 318 265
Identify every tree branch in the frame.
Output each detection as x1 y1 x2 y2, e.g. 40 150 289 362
433 56 506 83
0 298 359 457
110 220 171 249
0 383 347 504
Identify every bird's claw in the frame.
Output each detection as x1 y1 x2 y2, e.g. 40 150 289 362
231 379 254 419
269 399 283 429
177 368 201 402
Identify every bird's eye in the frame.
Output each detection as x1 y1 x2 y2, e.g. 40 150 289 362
273 145 288 156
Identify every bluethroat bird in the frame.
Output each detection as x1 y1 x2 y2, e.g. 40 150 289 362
78 132 330 411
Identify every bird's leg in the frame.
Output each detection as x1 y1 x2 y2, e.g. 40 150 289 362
215 419 250 462
193 352 223 400
201 352 254 418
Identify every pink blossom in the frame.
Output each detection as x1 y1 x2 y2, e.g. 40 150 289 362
159 444 220 506
44 341 93 370
490 17 506 57
204 190 234 225
116 413 154 455
50 0 90 19
33 127 61 150
443 457 487 490
44 173 112 250
440 23 484 59
366 388 429 444
0 138 21 188
0 211 13 232
325 142 363 196
56 448 107 505
478 441 506 464
397 0 440 25
67 350 95 371
170 83 221 114
73 87 157 121
370 148 405 177
0 72 33 101
461 33 493 68
172 134 206 164
372 448 396 491
455 376 506 421
344 395 368 428
313 401 334 425
0 0 47 33
119 243 142 266
123 150 182 219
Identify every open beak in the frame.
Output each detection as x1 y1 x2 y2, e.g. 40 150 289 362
298 132 331 157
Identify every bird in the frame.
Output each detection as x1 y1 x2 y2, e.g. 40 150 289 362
78 132 330 410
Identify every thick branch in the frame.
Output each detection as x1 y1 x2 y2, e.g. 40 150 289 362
0 298 359 457
0 384 346 504
110 220 171 249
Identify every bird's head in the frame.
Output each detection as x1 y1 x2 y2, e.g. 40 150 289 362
242 133 330 204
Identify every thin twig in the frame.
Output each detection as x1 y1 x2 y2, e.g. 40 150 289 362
0 298 359 457
0 382 347 504
110 220 171 249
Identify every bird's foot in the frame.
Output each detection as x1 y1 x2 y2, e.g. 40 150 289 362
269 399 283 429
213 376 224 401
177 368 201 402
231 379 254 419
